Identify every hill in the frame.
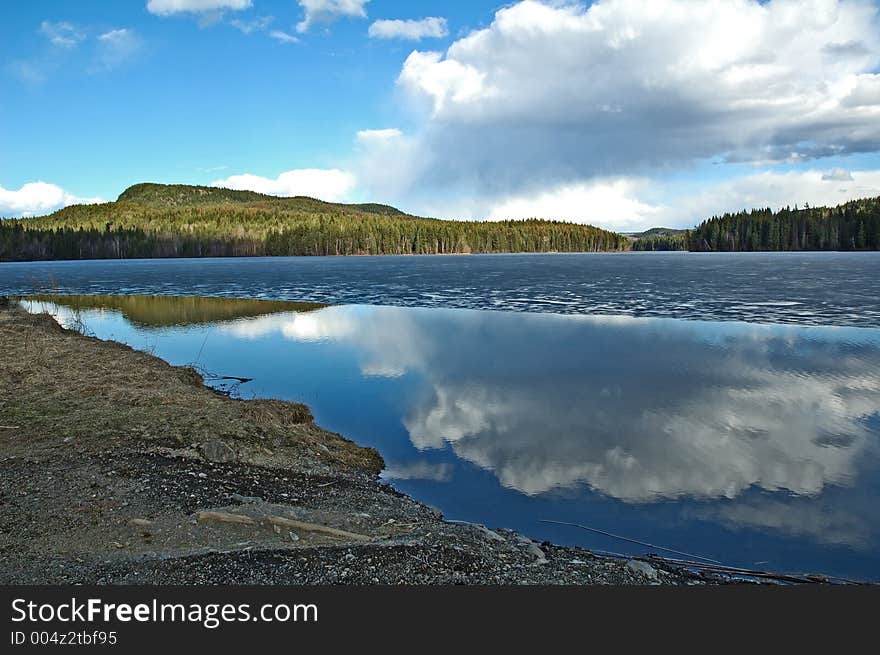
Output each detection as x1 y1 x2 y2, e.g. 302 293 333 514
624 227 688 239
0 183 629 261
117 183 408 217
626 227 690 251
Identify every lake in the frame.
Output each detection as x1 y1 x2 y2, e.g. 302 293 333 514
4 252 880 581
3 251 880 326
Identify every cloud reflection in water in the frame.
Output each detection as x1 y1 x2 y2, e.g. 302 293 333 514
222 306 880 506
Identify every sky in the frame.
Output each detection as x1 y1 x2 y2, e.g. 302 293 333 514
2 0 880 230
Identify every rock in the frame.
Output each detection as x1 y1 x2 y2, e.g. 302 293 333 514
229 493 264 504
626 559 659 581
199 440 236 463
128 518 153 527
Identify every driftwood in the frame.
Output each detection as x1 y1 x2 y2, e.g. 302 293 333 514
266 515 371 541
196 509 371 541
197 511 257 525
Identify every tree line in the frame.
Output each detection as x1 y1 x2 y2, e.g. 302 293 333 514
2 184 878 260
0 189 629 261
688 197 880 251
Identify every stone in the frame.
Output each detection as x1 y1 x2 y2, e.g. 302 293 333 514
199 440 236 463
128 518 153 527
626 559 659 581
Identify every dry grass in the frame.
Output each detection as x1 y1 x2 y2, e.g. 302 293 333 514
0 301 382 473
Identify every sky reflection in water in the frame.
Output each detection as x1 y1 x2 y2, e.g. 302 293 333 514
22 298 880 581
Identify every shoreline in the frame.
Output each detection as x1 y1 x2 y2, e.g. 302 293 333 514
5 250 880 265
0 298 850 585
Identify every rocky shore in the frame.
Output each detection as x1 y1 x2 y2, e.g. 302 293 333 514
0 298 720 585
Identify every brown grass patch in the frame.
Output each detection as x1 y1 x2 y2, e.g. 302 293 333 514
0 301 382 473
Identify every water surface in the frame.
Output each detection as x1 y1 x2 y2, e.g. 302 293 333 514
4 251 879 327
20 296 880 581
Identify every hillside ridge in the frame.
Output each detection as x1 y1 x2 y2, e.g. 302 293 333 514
117 182 410 217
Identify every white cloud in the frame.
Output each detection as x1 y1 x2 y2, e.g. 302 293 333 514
402 321 880 503
356 128 403 143
296 0 369 33
93 29 142 71
228 16 273 34
822 167 855 181
220 304 880 516
146 0 252 15
269 30 300 44
352 128 425 203
478 167 880 231
381 461 452 482
39 21 85 48
656 168 880 226
699 499 871 548
211 168 356 202
221 306 432 378
0 182 102 218
368 17 448 41
368 0 880 222
486 178 662 230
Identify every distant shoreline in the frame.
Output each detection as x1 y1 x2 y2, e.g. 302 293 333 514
4 248 880 264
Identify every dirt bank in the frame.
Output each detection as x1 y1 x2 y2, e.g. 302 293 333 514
0 299 721 585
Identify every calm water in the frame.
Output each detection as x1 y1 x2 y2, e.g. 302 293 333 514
18 293 880 582
3 251 880 327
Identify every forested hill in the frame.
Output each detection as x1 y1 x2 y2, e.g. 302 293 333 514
116 183 408 216
627 227 690 252
689 196 880 252
0 183 629 261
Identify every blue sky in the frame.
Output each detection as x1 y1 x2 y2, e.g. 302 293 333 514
2 1 880 229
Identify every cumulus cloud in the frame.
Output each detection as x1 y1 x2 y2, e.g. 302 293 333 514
351 128 426 203
822 167 855 181
368 17 448 41
221 304 880 529
486 178 662 231
0 182 103 218
655 168 880 226
146 0 252 15
39 21 85 48
211 168 356 202
359 0 880 224
296 0 369 33
400 315 880 504
221 306 433 378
